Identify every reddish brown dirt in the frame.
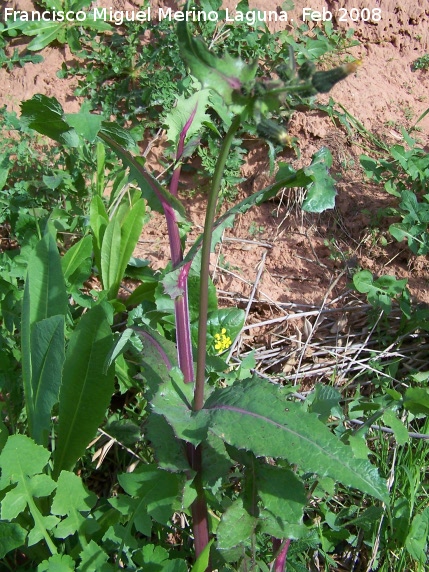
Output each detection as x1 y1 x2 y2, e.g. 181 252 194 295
2 0 429 308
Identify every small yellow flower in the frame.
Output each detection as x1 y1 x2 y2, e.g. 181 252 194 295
213 328 232 353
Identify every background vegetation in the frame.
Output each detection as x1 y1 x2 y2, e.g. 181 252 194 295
0 1 428 571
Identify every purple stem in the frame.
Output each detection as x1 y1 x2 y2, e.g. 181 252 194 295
167 102 211 564
159 199 193 383
272 539 291 572
158 193 210 559
164 102 199 383
175 263 193 381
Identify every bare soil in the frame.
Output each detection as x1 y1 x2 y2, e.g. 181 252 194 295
2 0 429 312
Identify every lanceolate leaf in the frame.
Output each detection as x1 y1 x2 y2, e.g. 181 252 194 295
61 235 93 291
89 195 109 273
53 304 115 478
203 378 388 502
98 130 186 220
30 316 65 446
23 233 68 327
23 21 67 51
107 197 146 299
100 215 121 297
191 539 214 572
21 234 68 446
61 235 93 283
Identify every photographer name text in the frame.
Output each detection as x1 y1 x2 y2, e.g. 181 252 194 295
3 6 382 26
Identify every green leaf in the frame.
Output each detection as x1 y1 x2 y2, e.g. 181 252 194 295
90 195 109 273
23 233 68 326
146 414 190 473
108 494 152 536
20 95 80 147
0 522 27 559
403 387 429 415
165 90 211 146
216 497 257 561
100 215 121 297
405 508 429 564
308 383 342 423
61 235 93 286
106 196 146 299
125 281 157 307
53 303 115 477
204 377 388 502
0 162 9 193
99 121 139 152
77 540 112 572
138 544 170 570
133 326 178 398
301 147 336 212
104 328 135 370
257 464 306 538
28 514 60 547
353 270 408 313
163 560 188 572
118 465 182 526
0 435 50 491
24 21 64 51
65 109 104 142
201 432 232 489
21 233 68 445
189 273 218 318
382 410 409 445
65 26 81 53
98 129 186 219
191 539 214 572
37 554 75 571
151 370 207 446
177 12 257 104
30 316 65 446
191 307 245 355
391 497 410 546
51 471 97 539
0 435 58 555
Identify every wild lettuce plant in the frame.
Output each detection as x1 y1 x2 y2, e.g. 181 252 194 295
0 10 395 572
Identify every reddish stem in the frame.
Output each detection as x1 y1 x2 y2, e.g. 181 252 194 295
272 539 291 572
